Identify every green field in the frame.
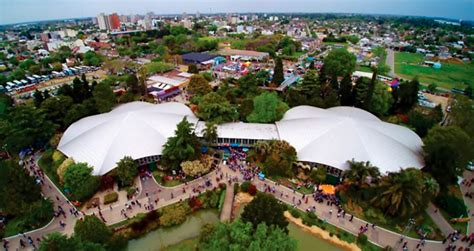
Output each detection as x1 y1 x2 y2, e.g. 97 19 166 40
394 52 473 90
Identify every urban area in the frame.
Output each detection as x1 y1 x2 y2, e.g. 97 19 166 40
0 6 473 251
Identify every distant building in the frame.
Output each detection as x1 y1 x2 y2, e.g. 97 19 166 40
97 13 109 30
108 13 121 31
40 33 50 42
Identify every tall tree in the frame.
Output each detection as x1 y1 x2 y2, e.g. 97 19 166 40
63 163 100 201
241 193 289 233
188 74 212 96
372 168 426 218
423 126 473 188
343 160 380 189
74 215 112 245
202 122 218 146
449 95 474 138
393 78 419 111
41 95 74 129
196 92 238 124
93 82 116 113
115 156 138 187
251 140 296 177
369 81 393 117
323 48 356 80
161 118 201 170
33 90 44 108
339 74 354 106
39 232 80 251
247 92 289 123
272 57 284 86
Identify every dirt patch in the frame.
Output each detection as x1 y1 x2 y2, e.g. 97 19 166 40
231 192 254 220
285 211 360 251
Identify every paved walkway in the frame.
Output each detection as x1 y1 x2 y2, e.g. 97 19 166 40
460 170 474 234
426 203 455 236
4 155 470 251
219 184 234 222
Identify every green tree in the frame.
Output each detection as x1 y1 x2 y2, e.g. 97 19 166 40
83 51 103 67
161 118 201 170
393 78 419 111
202 122 218 145
251 140 296 177
343 160 380 189
200 220 297 251
449 95 474 138
0 160 42 215
115 156 138 187
0 105 57 152
339 74 354 106
247 92 289 123
29 64 41 75
11 68 26 80
197 92 238 124
188 64 199 74
272 57 284 85
238 98 254 121
427 83 438 93
369 81 393 116
241 193 289 232
74 215 112 244
407 107 442 138
188 74 212 96
309 168 327 184
323 48 356 80
93 82 115 113
63 163 100 201
39 233 86 251
125 74 140 94
372 168 426 218
33 89 45 108
423 126 473 188
41 95 74 129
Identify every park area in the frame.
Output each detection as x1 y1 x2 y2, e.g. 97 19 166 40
394 52 473 90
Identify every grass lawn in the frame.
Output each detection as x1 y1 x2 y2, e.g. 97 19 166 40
394 52 474 90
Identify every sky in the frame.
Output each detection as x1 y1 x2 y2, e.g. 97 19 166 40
0 0 473 25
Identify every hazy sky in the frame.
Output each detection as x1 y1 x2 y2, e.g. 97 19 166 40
0 0 473 25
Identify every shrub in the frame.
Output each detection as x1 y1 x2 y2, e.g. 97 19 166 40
218 189 226 211
233 183 240 195
57 158 75 184
329 232 334 237
289 208 301 218
357 233 368 245
435 194 467 218
126 187 136 197
52 150 65 162
248 184 257 196
240 181 251 192
159 203 190 227
103 192 118 204
302 212 318 226
41 149 54 165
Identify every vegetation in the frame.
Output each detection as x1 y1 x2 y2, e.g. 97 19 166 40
188 74 212 96
250 140 297 177
144 61 175 75
181 160 211 177
199 220 296 251
115 156 138 187
74 215 112 245
196 92 238 124
159 203 191 227
161 118 201 170
247 92 289 123
241 193 289 232
103 192 119 205
63 163 100 202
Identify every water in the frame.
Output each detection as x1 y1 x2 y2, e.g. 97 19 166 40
128 209 343 251
127 210 219 251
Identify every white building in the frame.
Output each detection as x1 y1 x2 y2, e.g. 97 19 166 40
97 13 109 31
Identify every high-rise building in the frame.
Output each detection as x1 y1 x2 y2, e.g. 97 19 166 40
97 13 109 30
108 13 121 31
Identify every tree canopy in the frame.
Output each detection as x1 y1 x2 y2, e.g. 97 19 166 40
196 92 238 124
188 74 212 96
115 156 138 187
63 163 100 201
199 220 296 251
323 48 356 79
74 215 112 245
161 118 201 170
272 57 284 85
241 193 289 233
251 140 297 177
93 82 116 113
247 92 289 123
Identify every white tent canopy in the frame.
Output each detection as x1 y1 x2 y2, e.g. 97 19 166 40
276 106 424 173
58 102 198 175
58 102 424 176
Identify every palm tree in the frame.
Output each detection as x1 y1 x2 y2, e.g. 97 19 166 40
202 122 218 146
372 168 424 218
343 160 381 188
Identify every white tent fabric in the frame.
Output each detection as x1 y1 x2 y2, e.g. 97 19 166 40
276 106 424 173
58 102 198 175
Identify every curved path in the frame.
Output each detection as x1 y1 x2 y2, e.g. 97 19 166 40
3 155 467 251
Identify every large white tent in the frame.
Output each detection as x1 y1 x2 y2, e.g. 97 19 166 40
58 102 424 176
276 106 424 173
58 102 198 175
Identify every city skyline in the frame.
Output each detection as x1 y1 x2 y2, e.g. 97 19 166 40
0 0 473 25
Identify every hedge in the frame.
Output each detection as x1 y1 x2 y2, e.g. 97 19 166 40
104 192 118 204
